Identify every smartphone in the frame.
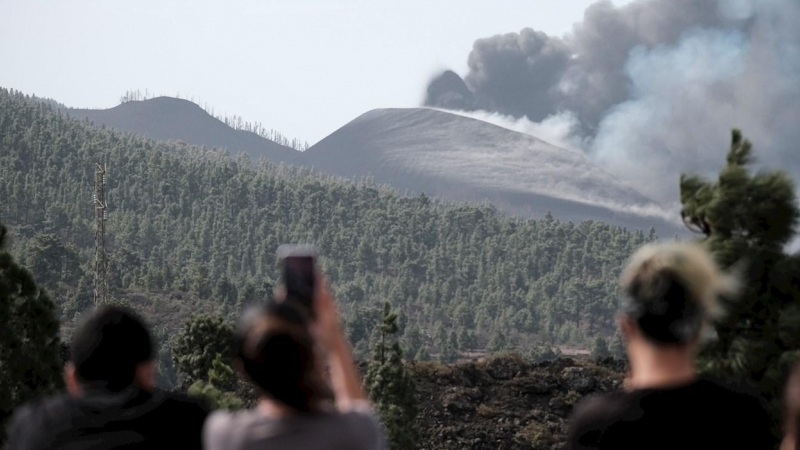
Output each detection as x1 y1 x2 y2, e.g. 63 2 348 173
276 244 317 317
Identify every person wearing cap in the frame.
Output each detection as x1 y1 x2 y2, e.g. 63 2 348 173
565 242 778 449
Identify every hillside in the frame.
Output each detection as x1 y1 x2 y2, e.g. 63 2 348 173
68 97 302 163
305 108 677 234
1 88 652 383
64 97 677 233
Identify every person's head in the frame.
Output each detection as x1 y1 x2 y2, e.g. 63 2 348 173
617 242 737 359
65 306 154 394
235 300 328 412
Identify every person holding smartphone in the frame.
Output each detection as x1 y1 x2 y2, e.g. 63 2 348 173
203 255 385 450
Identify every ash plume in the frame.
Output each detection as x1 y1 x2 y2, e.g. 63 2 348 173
425 0 800 205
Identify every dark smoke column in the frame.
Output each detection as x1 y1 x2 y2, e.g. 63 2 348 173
419 0 800 205
424 70 479 111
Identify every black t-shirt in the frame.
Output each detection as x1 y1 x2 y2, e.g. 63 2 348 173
565 377 779 450
4 387 209 450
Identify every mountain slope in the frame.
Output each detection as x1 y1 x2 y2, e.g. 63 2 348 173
2 87 653 367
305 108 676 232
65 98 677 233
68 97 302 163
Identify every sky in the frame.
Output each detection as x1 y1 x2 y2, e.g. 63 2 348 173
0 0 627 144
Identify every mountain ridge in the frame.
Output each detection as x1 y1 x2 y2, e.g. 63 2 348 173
62 96 681 234
68 97 302 163
305 107 679 234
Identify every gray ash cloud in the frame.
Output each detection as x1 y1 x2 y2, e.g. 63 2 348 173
425 0 800 204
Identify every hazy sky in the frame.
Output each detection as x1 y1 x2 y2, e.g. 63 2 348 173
0 0 627 144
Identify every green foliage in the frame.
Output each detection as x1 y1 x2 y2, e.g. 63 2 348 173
609 329 626 360
487 328 508 353
0 221 63 442
0 88 656 356
187 353 243 410
172 314 234 388
590 337 610 361
366 303 419 450
680 129 800 408
24 233 81 288
414 347 430 361
528 345 562 364
100 296 131 308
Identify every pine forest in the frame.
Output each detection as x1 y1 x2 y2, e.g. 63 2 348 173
0 88 654 386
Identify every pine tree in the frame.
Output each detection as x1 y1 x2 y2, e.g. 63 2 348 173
0 222 63 442
187 353 244 410
681 129 800 414
610 329 626 360
172 314 235 388
365 302 418 450
590 336 610 361
414 347 430 361
527 345 562 364
24 233 80 289
487 328 507 353
0 88 669 371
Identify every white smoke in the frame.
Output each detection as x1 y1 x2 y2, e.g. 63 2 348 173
434 108 586 153
590 29 749 202
427 106 682 224
426 0 800 210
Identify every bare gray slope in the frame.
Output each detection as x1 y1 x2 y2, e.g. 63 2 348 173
305 108 678 232
68 97 302 164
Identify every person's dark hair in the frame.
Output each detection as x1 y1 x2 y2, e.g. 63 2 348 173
70 306 153 392
236 300 328 412
622 268 702 344
619 242 737 345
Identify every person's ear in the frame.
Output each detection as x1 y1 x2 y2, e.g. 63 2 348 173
618 315 637 342
64 362 82 396
134 361 155 391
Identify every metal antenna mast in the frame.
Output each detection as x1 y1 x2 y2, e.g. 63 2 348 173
93 163 108 305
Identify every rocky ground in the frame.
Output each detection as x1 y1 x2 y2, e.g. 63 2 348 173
233 352 625 449
410 354 626 450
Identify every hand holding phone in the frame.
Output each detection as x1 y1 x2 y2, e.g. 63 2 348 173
277 244 317 318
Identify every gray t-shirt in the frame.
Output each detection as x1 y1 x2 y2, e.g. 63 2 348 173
203 404 385 450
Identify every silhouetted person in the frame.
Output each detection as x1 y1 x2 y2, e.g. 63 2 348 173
5 306 209 450
204 272 384 450
565 242 778 449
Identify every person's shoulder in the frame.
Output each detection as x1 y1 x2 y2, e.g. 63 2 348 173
332 401 379 424
203 409 256 450
152 390 211 431
11 393 74 425
569 392 634 432
571 391 633 425
695 376 767 406
204 409 240 433
157 390 211 414
333 402 385 449
5 394 74 447
564 391 641 450
696 377 780 445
